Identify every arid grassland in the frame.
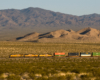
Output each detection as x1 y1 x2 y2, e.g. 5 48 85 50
0 58 100 80
0 41 100 58
0 41 100 80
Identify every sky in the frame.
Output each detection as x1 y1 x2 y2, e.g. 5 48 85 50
0 0 100 16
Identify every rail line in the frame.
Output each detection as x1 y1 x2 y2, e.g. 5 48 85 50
0 57 99 60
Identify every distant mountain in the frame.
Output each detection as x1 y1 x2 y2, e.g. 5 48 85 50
11 27 100 43
1 7 100 28
0 7 100 40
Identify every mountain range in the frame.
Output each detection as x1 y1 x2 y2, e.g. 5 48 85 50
0 7 100 40
11 27 100 43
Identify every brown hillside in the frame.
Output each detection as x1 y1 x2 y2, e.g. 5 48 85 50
12 27 100 43
75 27 100 42
14 32 39 41
77 27 100 36
1 8 100 40
40 29 70 38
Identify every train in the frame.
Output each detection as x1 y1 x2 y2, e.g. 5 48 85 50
9 52 100 58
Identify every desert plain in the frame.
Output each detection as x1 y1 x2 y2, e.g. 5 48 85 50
0 40 100 80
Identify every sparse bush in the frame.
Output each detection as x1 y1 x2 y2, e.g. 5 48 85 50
80 75 90 80
66 75 73 80
7 75 20 80
71 69 80 74
96 77 100 80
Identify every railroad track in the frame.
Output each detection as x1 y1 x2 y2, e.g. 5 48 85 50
0 57 99 60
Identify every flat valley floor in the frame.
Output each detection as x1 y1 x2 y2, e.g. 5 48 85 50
0 41 100 80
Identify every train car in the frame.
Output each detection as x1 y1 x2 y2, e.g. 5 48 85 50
54 52 65 57
92 52 100 57
9 54 24 58
24 54 38 58
80 52 91 57
68 52 80 57
39 54 53 57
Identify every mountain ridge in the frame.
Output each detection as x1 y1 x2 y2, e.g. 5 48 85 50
1 7 100 28
1 7 100 41
11 27 100 43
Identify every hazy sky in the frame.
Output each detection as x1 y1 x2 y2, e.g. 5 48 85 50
0 0 100 16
